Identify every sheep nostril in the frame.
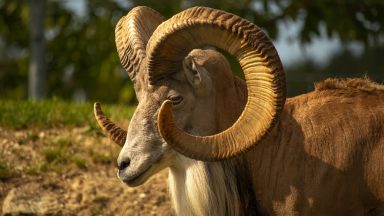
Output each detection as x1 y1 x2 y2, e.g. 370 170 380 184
118 158 131 171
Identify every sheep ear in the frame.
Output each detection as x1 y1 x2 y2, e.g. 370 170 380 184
183 56 202 88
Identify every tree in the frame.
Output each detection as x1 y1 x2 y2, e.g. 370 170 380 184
286 45 384 96
0 0 383 103
135 0 384 44
0 1 30 99
29 0 46 99
0 0 132 103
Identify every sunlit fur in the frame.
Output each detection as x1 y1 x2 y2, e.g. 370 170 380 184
169 156 242 216
116 48 384 215
106 6 384 215
117 49 257 215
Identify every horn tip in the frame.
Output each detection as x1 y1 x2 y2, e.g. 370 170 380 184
94 102 102 113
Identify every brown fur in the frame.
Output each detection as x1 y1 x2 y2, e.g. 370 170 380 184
114 6 384 215
315 77 384 92
169 157 259 216
167 50 257 215
118 44 384 215
243 77 384 215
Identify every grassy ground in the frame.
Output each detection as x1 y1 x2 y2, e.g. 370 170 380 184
0 100 173 215
0 99 136 180
0 99 135 129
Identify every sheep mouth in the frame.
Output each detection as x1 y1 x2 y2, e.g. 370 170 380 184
122 165 153 187
118 155 167 187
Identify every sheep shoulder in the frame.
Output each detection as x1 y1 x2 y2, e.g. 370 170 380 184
245 78 384 214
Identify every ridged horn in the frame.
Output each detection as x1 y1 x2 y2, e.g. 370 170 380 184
94 102 127 146
115 6 164 81
149 7 286 161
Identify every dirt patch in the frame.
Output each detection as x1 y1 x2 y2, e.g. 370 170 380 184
0 127 173 215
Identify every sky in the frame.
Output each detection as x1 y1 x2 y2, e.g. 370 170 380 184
274 19 363 67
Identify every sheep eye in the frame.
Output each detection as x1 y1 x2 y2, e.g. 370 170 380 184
170 96 183 105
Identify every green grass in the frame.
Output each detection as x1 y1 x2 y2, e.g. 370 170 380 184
0 161 16 180
0 99 135 129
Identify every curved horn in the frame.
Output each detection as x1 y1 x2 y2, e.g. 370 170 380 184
94 102 127 146
115 6 164 81
149 7 286 161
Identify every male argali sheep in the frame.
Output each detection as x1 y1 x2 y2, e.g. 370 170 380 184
94 6 384 216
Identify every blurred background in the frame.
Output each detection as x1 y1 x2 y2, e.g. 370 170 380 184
1 0 383 104
0 1 383 215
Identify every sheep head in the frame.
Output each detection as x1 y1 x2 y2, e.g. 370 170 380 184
94 6 286 186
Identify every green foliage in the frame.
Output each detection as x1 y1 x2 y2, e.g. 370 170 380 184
72 155 87 169
15 131 40 145
41 138 88 173
0 99 135 129
25 163 45 175
286 45 384 96
172 0 384 43
0 0 383 101
42 138 70 163
89 148 115 165
45 1 134 103
0 0 30 99
43 147 63 163
0 161 16 180
0 0 135 102
0 147 16 180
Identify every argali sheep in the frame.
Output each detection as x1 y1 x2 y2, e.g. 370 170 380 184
94 6 384 216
